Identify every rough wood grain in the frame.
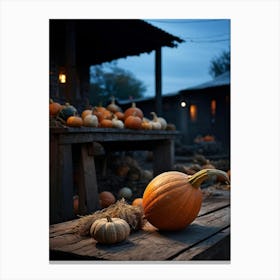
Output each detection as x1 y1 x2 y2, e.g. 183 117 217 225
173 227 230 260
79 144 100 213
50 127 179 145
58 144 74 222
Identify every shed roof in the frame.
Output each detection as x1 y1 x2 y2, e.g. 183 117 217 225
50 19 184 66
185 71 230 90
119 71 230 105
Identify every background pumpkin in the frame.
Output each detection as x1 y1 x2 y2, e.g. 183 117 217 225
124 114 142 129
118 187 133 200
142 169 229 231
81 109 93 120
124 102 143 120
107 97 122 113
100 119 113 128
114 111 125 121
99 191 116 208
132 198 143 208
57 102 77 122
49 99 62 116
150 112 167 130
66 116 83 127
83 114 98 127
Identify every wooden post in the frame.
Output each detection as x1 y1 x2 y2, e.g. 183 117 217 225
79 143 100 213
65 21 77 103
155 47 162 116
153 140 174 176
58 144 74 222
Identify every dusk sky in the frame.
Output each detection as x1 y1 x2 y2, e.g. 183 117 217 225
116 19 230 96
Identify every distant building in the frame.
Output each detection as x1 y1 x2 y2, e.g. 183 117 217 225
120 71 230 155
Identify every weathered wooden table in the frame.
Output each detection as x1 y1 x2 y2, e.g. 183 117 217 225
50 190 230 261
50 127 179 224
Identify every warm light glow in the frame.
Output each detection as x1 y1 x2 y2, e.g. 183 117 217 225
180 101 186 107
59 73 66 83
190 104 197 121
211 99 216 115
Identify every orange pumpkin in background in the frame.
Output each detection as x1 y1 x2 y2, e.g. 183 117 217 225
66 116 83 127
81 109 93 120
132 198 143 208
124 113 142 129
99 191 116 208
93 106 112 122
124 102 143 120
100 119 113 128
49 99 62 116
114 111 125 121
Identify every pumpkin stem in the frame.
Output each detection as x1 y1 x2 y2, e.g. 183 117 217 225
150 112 158 121
106 216 113 223
111 96 115 104
189 168 230 189
131 102 136 108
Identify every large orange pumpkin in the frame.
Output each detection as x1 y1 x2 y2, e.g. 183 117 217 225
142 169 229 231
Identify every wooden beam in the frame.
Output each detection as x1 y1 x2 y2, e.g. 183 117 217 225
155 47 162 115
65 22 78 103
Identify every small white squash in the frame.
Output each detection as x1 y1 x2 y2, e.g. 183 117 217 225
112 115 124 129
150 112 167 130
90 216 130 244
83 114 98 127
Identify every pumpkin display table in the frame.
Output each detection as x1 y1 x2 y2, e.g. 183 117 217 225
50 127 179 224
49 191 230 261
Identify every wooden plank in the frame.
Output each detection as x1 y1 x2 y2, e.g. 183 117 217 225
51 234 87 249
50 206 230 261
50 128 179 145
50 134 59 224
50 143 75 224
173 227 230 260
80 144 100 213
59 132 178 145
199 194 230 217
49 219 78 236
51 127 180 135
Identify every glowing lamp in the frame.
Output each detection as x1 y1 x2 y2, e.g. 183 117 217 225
59 73 66 84
180 101 186 108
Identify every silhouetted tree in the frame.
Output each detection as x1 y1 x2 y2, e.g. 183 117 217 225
89 62 147 106
209 50 230 78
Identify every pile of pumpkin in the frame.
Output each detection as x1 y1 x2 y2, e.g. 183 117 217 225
72 168 230 245
50 98 175 130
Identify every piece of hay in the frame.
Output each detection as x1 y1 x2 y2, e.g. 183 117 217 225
73 198 145 236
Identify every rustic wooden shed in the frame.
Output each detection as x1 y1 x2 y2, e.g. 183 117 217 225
120 71 230 154
49 19 183 113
